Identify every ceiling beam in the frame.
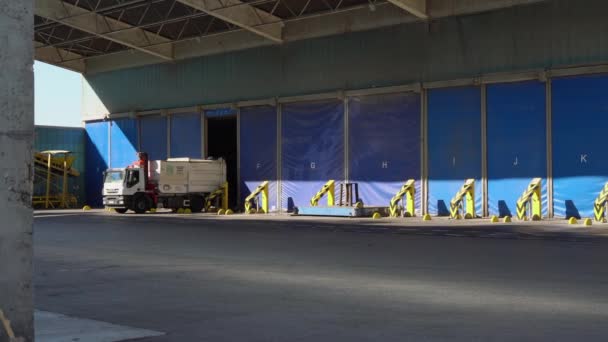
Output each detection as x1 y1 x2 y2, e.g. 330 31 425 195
176 0 283 43
387 0 428 19
35 0 174 60
34 41 86 72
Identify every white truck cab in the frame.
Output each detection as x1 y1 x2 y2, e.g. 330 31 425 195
102 167 147 213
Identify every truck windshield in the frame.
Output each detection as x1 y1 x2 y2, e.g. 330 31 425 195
104 171 124 184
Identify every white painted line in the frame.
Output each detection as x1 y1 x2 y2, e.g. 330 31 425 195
35 310 164 342
34 214 84 219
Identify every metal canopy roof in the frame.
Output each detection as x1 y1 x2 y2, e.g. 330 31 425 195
34 0 545 73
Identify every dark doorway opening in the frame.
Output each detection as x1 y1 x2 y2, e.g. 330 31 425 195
207 116 237 209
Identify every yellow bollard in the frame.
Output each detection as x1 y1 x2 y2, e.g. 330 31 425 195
583 218 592 226
177 208 185 214
490 215 499 223
82 205 91 211
372 212 382 219
532 214 541 221
503 216 512 223
149 208 157 213
184 208 192 214
225 209 234 215
568 217 578 225
217 209 226 215
422 214 432 221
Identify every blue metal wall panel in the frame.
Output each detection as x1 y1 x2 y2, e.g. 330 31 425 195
487 81 547 217
170 113 201 158
348 93 421 208
85 121 109 207
427 87 482 216
140 115 167 160
110 118 138 168
281 100 344 211
239 106 278 211
552 74 608 218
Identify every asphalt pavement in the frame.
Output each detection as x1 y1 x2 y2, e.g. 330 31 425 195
34 211 608 341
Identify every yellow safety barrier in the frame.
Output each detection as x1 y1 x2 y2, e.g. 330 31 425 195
389 179 416 217
450 179 475 219
593 182 608 222
516 178 542 221
244 181 269 214
205 182 229 212
310 180 335 207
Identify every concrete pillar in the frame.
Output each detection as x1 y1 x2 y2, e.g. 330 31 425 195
0 1 34 341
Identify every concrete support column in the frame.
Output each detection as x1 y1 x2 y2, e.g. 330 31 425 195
0 1 34 341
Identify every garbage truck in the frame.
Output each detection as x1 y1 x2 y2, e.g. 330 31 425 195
102 152 227 214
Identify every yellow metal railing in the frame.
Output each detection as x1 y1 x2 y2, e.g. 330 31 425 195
450 179 476 219
245 181 269 214
33 150 79 209
593 182 608 222
389 179 416 217
310 180 335 207
516 178 542 221
205 182 229 212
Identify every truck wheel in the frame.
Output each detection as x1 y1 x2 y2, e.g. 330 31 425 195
132 195 148 214
190 196 204 213
115 208 128 214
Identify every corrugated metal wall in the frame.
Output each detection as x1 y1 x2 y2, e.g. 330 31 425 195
84 0 608 116
35 126 86 206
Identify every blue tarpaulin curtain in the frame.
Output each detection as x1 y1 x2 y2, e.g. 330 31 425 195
427 86 482 216
281 100 344 211
239 106 278 211
170 113 202 158
348 93 421 209
487 81 547 217
110 118 138 168
85 121 109 207
140 115 168 161
552 74 608 218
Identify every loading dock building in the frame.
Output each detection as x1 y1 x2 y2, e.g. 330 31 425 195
46 0 608 219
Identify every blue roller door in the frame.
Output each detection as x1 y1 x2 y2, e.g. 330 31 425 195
85 121 109 207
140 115 168 160
348 93 421 208
170 113 202 158
110 118 138 168
487 81 547 217
240 106 278 211
553 74 608 218
281 100 344 211
427 86 482 216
